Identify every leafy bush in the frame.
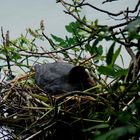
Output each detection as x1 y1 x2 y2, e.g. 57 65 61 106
0 0 140 140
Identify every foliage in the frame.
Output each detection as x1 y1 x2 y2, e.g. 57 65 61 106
0 0 140 140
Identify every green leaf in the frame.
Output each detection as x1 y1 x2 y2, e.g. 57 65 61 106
11 53 22 61
94 126 137 140
85 44 96 55
51 34 69 48
106 42 115 66
65 21 80 33
65 24 73 33
98 66 115 76
97 45 103 55
66 36 76 46
83 124 109 132
111 46 121 66
125 18 140 32
98 65 128 78
51 34 64 43
92 39 99 47
20 35 30 44
115 68 128 77
72 47 80 52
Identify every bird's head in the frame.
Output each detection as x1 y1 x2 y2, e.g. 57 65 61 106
68 66 96 89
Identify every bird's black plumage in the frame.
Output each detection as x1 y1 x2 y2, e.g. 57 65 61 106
34 62 94 95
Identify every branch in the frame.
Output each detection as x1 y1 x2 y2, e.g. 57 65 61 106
102 0 118 4
59 0 97 31
59 0 140 31
81 1 140 17
1 28 14 79
10 35 94 56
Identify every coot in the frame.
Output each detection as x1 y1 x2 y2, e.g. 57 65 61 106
34 62 95 95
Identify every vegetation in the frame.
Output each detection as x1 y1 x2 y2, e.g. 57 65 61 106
0 0 140 139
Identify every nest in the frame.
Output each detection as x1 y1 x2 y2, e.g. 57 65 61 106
0 72 110 140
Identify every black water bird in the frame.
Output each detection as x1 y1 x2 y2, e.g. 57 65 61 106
34 62 95 95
